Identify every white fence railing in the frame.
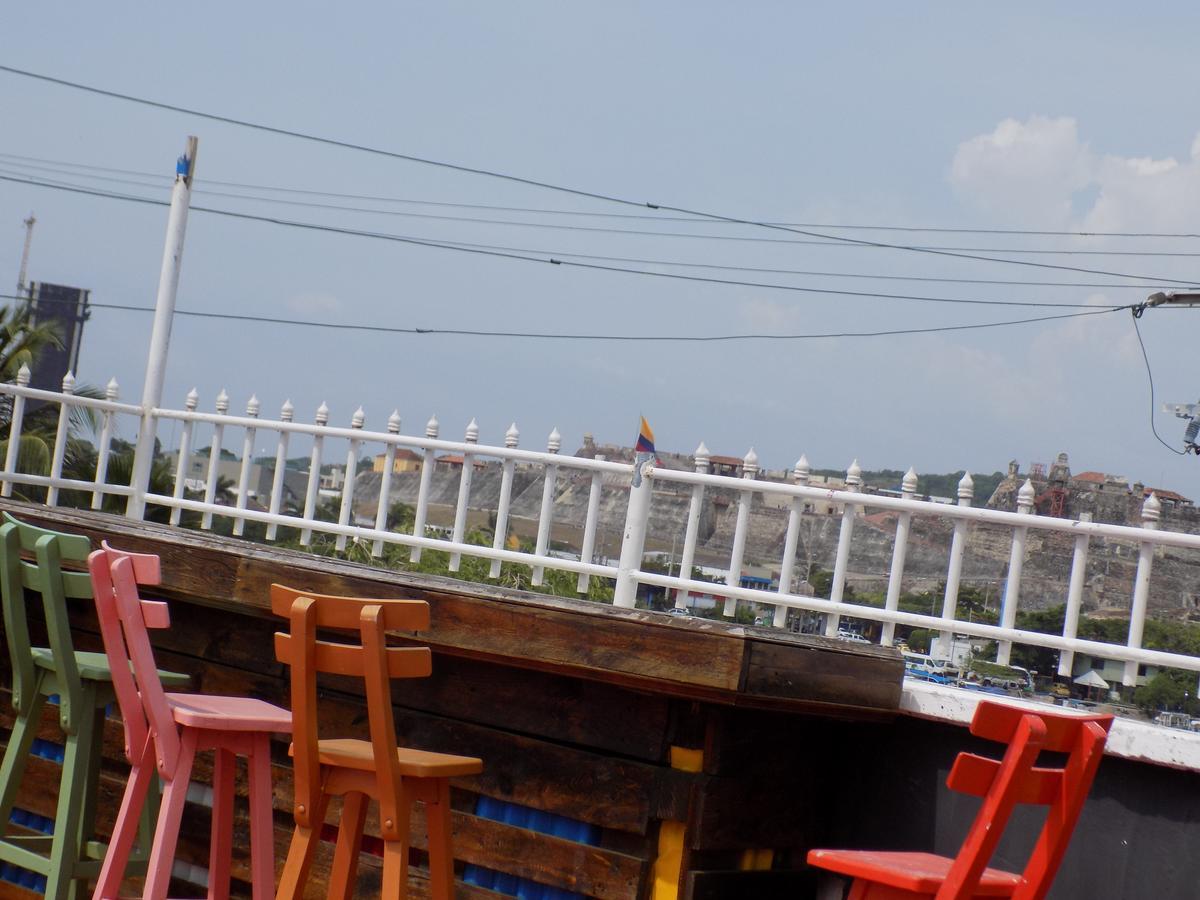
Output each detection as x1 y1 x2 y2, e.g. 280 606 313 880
4 364 1200 688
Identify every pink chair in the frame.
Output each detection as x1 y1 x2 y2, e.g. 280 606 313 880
88 543 292 900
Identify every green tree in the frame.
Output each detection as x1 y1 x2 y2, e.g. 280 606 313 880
1133 671 1194 715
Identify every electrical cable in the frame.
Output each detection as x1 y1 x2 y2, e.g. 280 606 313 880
1 65 1197 284
5 154 1200 258
1129 313 1187 455
0 173 1128 311
0 293 1122 342
5 160 1193 291
3 149 1200 239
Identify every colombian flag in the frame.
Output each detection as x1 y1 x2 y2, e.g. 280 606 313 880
635 416 656 454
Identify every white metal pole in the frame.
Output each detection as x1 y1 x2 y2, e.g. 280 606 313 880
128 136 198 519
824 459 863 636
995 479 1035 665
880 467 918 646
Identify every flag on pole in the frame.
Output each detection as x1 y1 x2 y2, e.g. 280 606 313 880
635 416 656 454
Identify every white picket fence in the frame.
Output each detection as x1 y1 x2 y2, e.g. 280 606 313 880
4 363 1200 688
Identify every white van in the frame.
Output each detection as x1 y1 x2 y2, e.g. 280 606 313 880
903 652 960 681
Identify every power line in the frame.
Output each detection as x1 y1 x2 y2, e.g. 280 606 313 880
0 173 1128 311
4 150 1200 241
0 293 1123 342
2 65 1196 285
1130 313 1187 456
4 159 1192 292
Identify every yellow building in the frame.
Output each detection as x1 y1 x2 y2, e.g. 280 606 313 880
373 448 423 474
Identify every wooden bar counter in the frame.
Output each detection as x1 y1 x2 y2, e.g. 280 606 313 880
0 501 903 899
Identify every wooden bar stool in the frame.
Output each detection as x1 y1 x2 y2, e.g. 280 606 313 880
807 700 1113 899
0 515 186 900
87 543 292 900
271 584 483 900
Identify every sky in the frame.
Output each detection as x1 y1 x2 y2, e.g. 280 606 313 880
1 4 1200 492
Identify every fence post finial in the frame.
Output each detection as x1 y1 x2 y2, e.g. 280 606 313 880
548 427 562 454
695 441 710 472
185 387 199 410
1017 478 1035 513
958 471 975 504
1142 491 1162 526
246 395 260 417
742 447 759 476
846 459 862 489
466 418 479 443
425 415 439 439
61 371 75 394
15 363 30 386
794 454 810 484
280 399 294 422
351 406 365 429
902 466 918 495
105 377 120 401
315 402 329 426
215 389 230 414
387 410 401 434
505 422 520 448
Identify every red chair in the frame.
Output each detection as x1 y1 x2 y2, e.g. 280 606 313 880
807 700 1113 900
87 544 292 900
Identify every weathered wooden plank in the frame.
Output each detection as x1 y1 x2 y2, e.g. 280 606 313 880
1 502 903 714
742 638 903 713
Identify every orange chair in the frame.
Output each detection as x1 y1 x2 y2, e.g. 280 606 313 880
807 700 1113 900
271 584 483 900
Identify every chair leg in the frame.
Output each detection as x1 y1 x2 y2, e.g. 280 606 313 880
328 791 368 900
44 684 99 900
208 748 236 900
93 736 156 900
143 728 198 900
275 784 330 900
424 779 455 900
0 674 46 833
246 734 276 900
381 838 411 900
74 704 108 849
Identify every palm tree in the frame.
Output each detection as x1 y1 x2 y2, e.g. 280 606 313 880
0 302 102 499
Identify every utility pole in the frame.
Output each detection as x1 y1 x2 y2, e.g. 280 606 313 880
16 213 35 298
127 137 198 519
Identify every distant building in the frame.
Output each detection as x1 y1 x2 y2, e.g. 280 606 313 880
373 449 423 475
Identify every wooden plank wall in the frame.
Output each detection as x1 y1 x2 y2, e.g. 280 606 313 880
0 503 904 899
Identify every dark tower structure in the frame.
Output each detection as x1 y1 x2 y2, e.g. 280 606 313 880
26 282 90 391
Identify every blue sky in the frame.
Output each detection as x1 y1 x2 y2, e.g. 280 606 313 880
2 3 1199 491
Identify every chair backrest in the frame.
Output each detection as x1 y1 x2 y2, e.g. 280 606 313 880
87 545 181 779
271 583 431 838
939 700 1113 900
0 513 92 733
86 542 169 769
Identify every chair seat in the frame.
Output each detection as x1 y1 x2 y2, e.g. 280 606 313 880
314 738 483 778
32 647 191 687
164 692 293 733
807 850 1024 896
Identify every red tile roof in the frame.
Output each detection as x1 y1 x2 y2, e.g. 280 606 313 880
1145 487 1191 503
1072 471 1107 484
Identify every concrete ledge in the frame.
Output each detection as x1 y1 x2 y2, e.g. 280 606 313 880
901 679 1200 772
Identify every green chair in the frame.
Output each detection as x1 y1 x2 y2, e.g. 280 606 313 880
0 513 187 899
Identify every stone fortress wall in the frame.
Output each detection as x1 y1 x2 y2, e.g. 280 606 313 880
353 444 1200 622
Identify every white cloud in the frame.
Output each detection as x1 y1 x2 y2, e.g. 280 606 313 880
950 116 1200 237
949 116 1093 225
